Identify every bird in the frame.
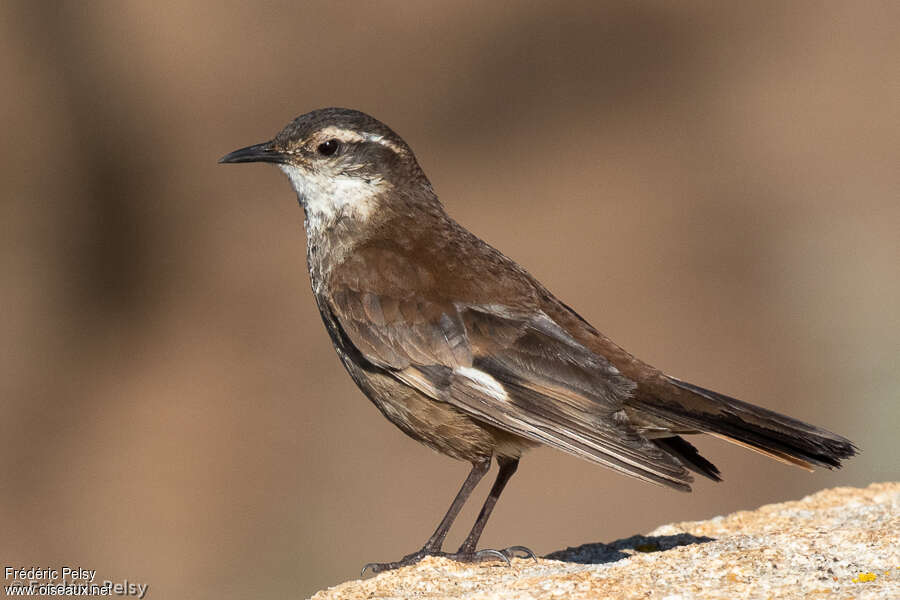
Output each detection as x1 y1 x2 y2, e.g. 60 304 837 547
219 107 857 573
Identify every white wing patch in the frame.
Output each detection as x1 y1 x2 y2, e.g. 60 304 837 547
454 367 508 402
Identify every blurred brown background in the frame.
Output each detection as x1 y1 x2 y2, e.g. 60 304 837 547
2 1 897 598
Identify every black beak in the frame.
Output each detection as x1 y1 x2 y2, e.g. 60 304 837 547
218 141 289 165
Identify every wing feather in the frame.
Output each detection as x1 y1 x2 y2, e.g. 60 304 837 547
329 287 692 490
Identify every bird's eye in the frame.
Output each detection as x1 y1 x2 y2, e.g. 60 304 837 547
317 139 340 156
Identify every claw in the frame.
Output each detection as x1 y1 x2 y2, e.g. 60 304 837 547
502 545 537 561
473 548 511 567
360 550 429 576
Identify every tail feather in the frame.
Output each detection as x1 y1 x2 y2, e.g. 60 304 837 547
706 432 813 471
638 376 858 470
652 436 722 481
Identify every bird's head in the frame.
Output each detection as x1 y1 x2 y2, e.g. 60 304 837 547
220 107 434 231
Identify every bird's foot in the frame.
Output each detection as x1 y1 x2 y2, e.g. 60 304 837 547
360 549 434 576
361 545 536 576
499 545 538 561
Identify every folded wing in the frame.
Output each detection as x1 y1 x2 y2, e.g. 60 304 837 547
329 287 693 490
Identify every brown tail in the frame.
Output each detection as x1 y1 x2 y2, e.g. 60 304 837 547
638 376 857 471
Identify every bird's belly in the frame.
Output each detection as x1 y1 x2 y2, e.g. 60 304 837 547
345 359 532 462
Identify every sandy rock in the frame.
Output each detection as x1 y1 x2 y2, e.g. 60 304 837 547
310 482 898 599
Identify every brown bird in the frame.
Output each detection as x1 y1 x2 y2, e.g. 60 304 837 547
219 107 856 573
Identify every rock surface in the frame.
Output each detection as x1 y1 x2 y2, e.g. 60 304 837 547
311 483 898 599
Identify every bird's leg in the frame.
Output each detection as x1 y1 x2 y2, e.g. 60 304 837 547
419 458 491 553
361 458 490 575
455 456 518 554
450 456 535 562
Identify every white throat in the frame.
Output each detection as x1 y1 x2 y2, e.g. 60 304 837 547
279 164 385 233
